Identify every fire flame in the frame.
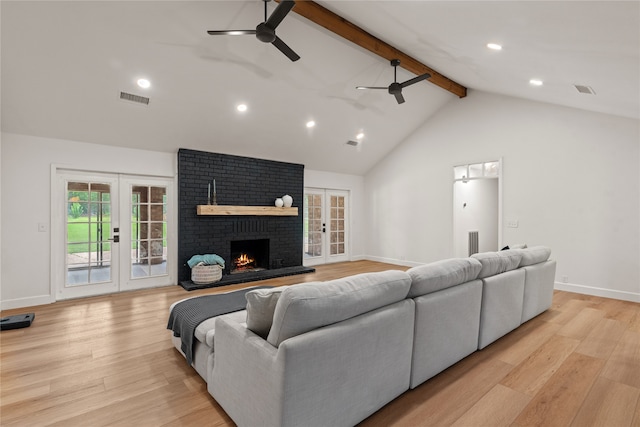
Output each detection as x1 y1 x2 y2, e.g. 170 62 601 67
234 253 255 269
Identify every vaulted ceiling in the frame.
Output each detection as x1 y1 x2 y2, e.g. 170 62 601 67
2 1 638 175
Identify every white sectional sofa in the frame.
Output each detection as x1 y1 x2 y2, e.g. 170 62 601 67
169 246 555 427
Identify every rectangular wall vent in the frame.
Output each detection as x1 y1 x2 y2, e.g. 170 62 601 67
468 231 479 256
574 85 596 95
120 91 150 105
346 140 359 147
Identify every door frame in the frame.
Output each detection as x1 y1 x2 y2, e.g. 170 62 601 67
50 165 177 301
452 158 503 257
303 188 350 266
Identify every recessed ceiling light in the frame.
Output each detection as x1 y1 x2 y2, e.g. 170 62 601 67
356 132 364 140
487 43 502 51
236 104 248 112
137 78 151 89
306 120 316 128
529 79 543 86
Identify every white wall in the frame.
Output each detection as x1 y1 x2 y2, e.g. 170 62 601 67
304 169 365 260
1 132 176 309
365 91 640 302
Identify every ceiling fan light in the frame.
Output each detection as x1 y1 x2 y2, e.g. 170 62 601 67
355 86 367 90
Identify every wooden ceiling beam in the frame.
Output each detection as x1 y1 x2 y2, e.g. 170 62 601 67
280 0 467 98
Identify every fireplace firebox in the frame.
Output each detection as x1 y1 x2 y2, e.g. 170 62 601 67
230 239 269 274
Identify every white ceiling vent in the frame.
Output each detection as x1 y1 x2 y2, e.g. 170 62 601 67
120 91 150 105
574 85 596 95
346 140 359 147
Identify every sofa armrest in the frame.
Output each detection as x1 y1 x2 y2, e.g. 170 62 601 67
209 317 284 427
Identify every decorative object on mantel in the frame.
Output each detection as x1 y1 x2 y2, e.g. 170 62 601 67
275 198 284 207
208 179 218 205
197 205 298 216
282 194 293 207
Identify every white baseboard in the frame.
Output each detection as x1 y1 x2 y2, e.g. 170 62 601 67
364 255 422 268
350 254 366 261
554 282 640 303
1 294 54 311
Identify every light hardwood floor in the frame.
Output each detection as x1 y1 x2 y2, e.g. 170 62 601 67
1 260 638 426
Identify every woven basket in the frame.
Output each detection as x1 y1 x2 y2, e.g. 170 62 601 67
191 264 222 285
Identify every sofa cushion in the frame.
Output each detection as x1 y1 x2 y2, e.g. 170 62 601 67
196 310 247 348
472 251 522 279
245 286 288 338
407 258 482 298
514 246 551 267
266 270 412 347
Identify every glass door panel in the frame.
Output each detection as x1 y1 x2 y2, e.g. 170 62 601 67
119 176 173 291
329 195 346 256
66 181 113 286
304 190 324 261
130 185 167 279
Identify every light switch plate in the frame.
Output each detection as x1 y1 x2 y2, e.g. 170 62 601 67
506 220 519 228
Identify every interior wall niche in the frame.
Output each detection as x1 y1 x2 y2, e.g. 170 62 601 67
177 149 304 283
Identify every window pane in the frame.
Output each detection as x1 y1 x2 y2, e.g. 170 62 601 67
484 161 499 177
454 166 467 180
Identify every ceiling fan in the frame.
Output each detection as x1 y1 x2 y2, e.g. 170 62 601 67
356 59 431 104
207 0 300 62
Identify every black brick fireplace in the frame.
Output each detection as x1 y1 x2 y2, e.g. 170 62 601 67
178 149 313 289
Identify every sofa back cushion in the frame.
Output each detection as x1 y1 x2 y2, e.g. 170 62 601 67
266 270 412 347
407 258 482 298
514 246 551 267
472 251 522 279
245 286 289 339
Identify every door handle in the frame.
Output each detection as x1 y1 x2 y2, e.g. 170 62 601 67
108 236 120 243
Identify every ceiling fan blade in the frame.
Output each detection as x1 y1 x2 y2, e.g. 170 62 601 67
265 0 295 30
356 86 387 90
400 73 431 88
394 92 406 104
272 36 300 61
207 30 256 36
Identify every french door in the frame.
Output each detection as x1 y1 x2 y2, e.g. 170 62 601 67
303 188 349 266
53 171 175 300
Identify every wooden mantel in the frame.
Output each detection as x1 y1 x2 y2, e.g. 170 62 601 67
197 205 298 216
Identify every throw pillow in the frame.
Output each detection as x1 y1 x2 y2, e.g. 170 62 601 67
245 286 288 339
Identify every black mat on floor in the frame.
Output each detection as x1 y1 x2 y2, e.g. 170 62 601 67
179 266 316 291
